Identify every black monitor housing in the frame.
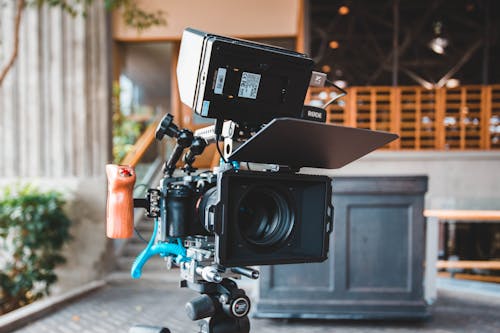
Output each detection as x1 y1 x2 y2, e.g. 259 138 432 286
177 28 314 124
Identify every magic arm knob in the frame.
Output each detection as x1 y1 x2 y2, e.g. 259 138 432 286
106 164 136 239
185 294 216 321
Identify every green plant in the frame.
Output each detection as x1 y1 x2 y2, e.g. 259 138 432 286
27 0 166 30
0 185 72 314
113 117 142 163
112 81 142 163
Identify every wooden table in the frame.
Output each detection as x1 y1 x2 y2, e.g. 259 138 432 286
424 209 500 303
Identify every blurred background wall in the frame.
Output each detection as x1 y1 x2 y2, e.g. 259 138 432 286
0 1 111 291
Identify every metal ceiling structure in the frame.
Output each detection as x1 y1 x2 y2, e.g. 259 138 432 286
309 0 499 87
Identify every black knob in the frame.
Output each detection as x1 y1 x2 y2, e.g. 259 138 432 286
155 114 180 141
223 295 250 318
185 294 216 321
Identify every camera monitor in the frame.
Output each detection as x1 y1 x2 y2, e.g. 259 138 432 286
177 28 314 124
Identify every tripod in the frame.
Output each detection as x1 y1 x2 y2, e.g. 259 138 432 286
129 278 251 333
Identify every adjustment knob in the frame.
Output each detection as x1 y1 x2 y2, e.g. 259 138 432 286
185 294 216 321
224 295 250 318
155 114 180 141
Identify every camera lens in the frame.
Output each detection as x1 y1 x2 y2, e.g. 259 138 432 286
236 187 294 247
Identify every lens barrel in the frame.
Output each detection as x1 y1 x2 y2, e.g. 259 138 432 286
197 186 218 233
236 186 294 248
202 169 331 266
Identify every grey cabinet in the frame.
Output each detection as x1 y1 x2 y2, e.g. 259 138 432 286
254 176 429 319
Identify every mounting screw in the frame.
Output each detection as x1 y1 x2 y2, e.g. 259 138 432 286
219 294 229 304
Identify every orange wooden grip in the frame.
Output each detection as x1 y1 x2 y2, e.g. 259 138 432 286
106 164 136 239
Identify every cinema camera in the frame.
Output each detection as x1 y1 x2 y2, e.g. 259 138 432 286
106 28 398 333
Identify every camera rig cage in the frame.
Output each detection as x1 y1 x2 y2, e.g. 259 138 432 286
106 28 398 333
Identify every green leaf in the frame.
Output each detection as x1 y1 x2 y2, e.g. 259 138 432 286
0 184 72 314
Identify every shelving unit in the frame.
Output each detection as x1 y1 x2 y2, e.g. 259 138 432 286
308 84 500 151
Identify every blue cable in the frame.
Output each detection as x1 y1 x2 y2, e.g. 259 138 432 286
130 218 188 279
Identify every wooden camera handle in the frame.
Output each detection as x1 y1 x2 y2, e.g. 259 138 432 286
106 164 136 239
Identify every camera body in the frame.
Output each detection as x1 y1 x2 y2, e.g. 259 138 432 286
157 167 333 267
105 27 399 333
106 27 397 281
158 173 215 240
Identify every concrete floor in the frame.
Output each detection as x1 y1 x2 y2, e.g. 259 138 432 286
11 275 500 333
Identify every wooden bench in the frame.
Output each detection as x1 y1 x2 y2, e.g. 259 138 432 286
425 209 500 221
437 260 500 283
438 272 500 284
424 209 500 303
437 260 500 270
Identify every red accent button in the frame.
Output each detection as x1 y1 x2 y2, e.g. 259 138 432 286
119 168 132 177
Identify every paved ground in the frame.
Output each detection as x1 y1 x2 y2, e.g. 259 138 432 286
11 275 500 333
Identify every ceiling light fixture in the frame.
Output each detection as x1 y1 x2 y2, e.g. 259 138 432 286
445 78 460 88
329 40 339 49
429 37 448 55
338 6 350 15
429 21 449 55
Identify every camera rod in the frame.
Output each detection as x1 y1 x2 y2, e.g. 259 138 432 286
183 137 207 174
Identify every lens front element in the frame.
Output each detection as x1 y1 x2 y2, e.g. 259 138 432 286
237 186 294 248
